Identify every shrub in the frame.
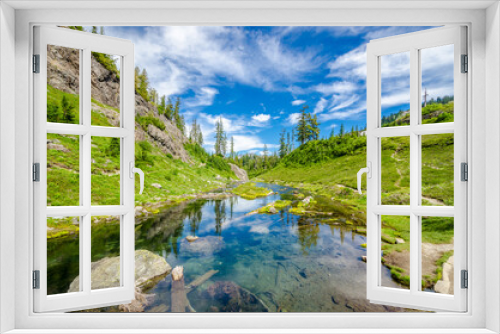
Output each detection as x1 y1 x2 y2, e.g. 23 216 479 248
136 115 166 131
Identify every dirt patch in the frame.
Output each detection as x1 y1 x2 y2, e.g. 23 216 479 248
384 242 453 278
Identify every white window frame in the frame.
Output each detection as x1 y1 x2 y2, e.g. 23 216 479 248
33 26 136 312
1 1 499 333
365 26 467 312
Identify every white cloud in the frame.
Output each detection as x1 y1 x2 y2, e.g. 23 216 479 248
231 135 278 152
291 99 306 106
252 113 271 122
106 26 323 102
315 81 358 96
184 87 219 108
249 113 271 127
319 103 366 121
287 113 301 125
331 95 360 111
313 98 328 114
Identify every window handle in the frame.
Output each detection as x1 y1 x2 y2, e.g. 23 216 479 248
357 162 372 195
129 162 144 194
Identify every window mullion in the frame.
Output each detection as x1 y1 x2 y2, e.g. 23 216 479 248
409 47 420 294
81 47 92 294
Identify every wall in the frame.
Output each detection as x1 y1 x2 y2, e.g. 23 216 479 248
485 2 500 333
0 2 16 333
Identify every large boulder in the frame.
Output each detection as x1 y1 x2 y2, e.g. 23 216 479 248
229 163 249 181
147 124 192 164
68 249 171 292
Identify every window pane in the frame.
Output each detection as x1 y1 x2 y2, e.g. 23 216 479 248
380 51 410 127
421 134 454 206
91 136 121 205
421 217 454 295
91 52 121 127
380 215 410 289
421 45 454 124
91 215 121 290
381 137 410 205
47 134 80 206
47 45 80 124
47 216 80 295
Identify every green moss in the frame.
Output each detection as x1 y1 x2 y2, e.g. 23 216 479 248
231 183 271 200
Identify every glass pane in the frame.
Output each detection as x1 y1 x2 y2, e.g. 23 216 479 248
380 51 410 127
47 134 80 206
47 216 80 295
91 136 121 205
381 137 410 205
91 215 121 290
380 215 410 289
421 134 454 206
91 52 121 127
421 217 454 295
421 45 454 124
47 45 80 124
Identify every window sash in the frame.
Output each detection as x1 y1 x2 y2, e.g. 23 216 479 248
366 26 467 312
33 26 136 313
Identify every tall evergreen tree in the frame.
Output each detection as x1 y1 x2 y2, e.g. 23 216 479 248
296 105 309 145
61 95 75 123
286 132 291 154
279 129 287 158
189 119 199 143
339 123 345 138
165 98 173 120
230 136 235 159
196 124 203 145
91 26 98 34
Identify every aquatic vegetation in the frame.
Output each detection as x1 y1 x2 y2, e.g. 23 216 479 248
231 182 271 200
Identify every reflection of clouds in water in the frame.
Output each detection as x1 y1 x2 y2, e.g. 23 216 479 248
249 224 270 234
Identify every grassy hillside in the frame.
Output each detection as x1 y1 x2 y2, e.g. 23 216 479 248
256 102 455 288
47 87 236 209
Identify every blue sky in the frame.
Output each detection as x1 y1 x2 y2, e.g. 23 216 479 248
101 26 454 155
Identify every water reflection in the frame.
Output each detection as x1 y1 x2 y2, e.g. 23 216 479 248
48 183 405 312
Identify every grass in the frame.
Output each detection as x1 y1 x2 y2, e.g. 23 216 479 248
231 182 271 200
46 85 237 228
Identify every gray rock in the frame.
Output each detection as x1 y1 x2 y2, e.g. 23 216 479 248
229 163 249 181
68 250 171 292
268 206 278 214
47 143 69 152
302 196 313 205
151 183 162 189
395 238 405 244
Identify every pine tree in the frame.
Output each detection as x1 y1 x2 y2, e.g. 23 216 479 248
263 144 269 165
134 66 141 92
279 129 287 158
165 98 173 120
91 26 98 34
138 69 149 101
222 133 227 156
47 103 62 123
291 129 295 150
173 98 184 132
159 95 166 115
307 114 320 141
61 95 75 123
296 105 309 145
286 132 291 154
214 119 221 155
230 136 235 159
196 124 203 145
189 119 198 143
339 123 345 138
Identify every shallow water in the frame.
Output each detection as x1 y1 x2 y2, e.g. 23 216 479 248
47 183 408 312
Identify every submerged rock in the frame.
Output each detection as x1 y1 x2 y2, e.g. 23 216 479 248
203 281 269 312
68 249 171 292
180 236 224 256
186 236 199 242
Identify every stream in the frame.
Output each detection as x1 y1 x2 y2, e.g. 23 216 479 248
47 183 409 312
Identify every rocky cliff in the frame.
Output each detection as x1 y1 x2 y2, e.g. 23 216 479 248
47 45 192 163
